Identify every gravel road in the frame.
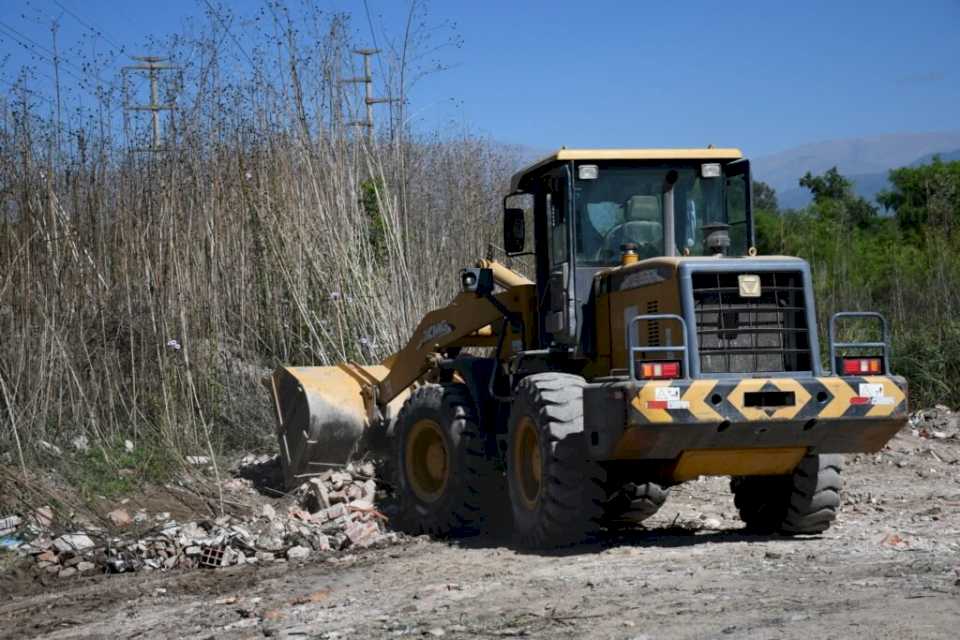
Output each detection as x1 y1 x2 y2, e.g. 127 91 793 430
2 423 958 640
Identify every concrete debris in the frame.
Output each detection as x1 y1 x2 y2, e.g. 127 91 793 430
53 533 96 553
223 477 253 492
107 509 133 528
37 550 57 563
910 405 959 438
185 456 211 466
77 561 97 573
344 520 380 548
286 545 310 561
32 506 54 528
199 545 227 568
7 453 396 580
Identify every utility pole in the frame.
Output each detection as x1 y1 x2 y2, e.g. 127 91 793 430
340 49 397 139
123 56 177 151
50 17 63 159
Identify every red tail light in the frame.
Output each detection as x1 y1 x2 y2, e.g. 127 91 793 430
841 357 882 375
639 361 681 380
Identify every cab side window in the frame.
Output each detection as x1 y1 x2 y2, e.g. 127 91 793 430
547 177 568 266
726 173 748 251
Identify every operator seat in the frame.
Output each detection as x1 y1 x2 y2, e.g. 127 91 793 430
601 195 663 258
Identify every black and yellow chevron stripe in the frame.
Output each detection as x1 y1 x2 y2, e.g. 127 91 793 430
629 376 907 425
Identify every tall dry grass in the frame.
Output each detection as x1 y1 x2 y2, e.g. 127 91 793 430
0 3 519 474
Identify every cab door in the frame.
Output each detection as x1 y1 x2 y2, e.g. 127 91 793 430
537 166 577 345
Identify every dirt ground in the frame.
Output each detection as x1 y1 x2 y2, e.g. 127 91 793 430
2 427 959 640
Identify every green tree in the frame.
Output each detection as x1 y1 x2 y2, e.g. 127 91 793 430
360 178 388 261
799 167 850 203
752 180 778 213
799 166 877 230
878 156 960 235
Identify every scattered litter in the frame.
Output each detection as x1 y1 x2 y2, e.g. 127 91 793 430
38 440 63 457
911 406 959 439
0 536 22 550
0 515 22 536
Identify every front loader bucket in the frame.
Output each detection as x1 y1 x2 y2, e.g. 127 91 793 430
268 364 395 489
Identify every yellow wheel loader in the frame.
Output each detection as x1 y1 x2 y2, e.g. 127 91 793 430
267 148 908 547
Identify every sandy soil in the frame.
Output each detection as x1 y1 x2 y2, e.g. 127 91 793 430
2 428 958 640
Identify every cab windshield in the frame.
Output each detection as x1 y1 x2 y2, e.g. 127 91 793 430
573 162 748 266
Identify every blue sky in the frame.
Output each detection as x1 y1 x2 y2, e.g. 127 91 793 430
2 0 958 157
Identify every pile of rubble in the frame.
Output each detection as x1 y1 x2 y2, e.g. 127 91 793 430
909 404 959 440
1 459 398 579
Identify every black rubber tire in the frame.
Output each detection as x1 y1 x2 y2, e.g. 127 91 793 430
394 383 497 536
731 454 843 535
602 481 669 526
506 373 606 548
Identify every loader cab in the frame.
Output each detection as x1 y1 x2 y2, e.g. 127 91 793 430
504 149 754 349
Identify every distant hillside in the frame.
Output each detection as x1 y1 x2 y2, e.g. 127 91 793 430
753 132 960 210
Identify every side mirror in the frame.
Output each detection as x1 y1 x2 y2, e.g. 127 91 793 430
503 207 525 255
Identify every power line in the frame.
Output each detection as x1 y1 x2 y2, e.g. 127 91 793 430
0 20 88 78
51 0 125 52
200 0 255 67
0 22 110 103
49 0 129 90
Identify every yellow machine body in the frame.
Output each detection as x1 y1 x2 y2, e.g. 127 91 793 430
268 148 909 490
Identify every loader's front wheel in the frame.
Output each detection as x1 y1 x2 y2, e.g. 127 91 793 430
507 373 606 548
395 383 495 536
731 454 842 535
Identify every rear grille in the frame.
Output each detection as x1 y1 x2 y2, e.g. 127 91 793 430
646 301 660 346
692 271 812 373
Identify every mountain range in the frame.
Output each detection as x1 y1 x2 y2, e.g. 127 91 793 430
751 131 960 210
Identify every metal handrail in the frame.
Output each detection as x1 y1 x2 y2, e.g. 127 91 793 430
828 311 890 375
627 313 690 380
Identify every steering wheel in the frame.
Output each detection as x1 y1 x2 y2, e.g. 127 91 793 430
594 222 657 261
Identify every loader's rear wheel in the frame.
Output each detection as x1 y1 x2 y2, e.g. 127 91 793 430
506 373 606 548
731 454 842 535
602 481 669 526
395 383 495 536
